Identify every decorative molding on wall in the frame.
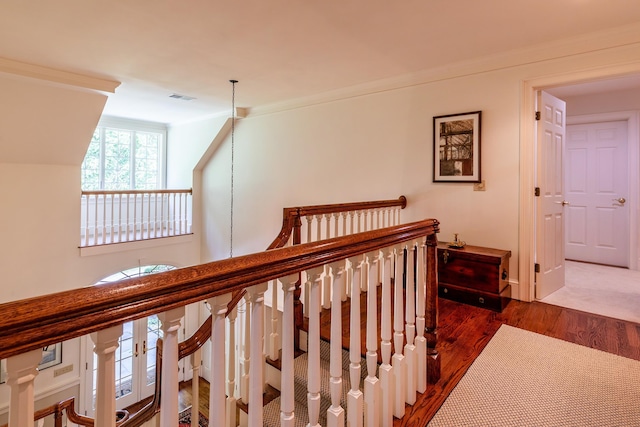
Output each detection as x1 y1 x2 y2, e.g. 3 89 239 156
0 57 120 93
248 21 640 118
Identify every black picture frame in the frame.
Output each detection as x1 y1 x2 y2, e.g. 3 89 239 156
433 111 482 182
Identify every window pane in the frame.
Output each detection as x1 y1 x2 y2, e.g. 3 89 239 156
103 129 131 190
135 132 160 190
81 130 101 191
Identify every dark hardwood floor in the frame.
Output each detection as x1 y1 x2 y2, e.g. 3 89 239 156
179 297 640 425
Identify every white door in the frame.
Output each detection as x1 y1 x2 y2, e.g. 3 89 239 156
535 91 567 299
84 315 163 415
565 121 629 267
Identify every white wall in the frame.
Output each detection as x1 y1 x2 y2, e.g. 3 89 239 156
0 73 202 417
194 38 640 299
563 87 640 115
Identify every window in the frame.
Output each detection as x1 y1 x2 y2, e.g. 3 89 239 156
81 118 166 191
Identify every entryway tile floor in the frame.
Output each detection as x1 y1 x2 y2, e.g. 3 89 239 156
540 260 640 324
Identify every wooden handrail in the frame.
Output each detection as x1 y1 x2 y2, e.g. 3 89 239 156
81 189 192 196
266 196 407 250
0 218 438 360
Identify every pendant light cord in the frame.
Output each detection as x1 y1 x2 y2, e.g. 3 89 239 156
229 79 237 258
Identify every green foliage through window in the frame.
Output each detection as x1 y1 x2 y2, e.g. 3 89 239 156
81 121 165 191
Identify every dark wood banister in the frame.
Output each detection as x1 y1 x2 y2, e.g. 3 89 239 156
265 195 407 251
2 199 426 426
0 218 436 360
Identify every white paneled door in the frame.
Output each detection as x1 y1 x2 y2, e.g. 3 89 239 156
565 120 629 267
535 91 567 299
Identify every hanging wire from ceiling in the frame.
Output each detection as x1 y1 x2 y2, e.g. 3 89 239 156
229 79 238 258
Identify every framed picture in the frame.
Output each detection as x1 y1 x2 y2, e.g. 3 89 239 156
0 343 62 383
433 111 481 182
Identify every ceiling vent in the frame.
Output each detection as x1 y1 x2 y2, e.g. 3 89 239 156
169 93 196 101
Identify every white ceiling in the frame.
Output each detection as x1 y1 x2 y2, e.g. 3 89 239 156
2 0 640 124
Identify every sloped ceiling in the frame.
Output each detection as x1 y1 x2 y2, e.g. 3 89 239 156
2 0 640 124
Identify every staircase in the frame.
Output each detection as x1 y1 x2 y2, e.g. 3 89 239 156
263 339 367 427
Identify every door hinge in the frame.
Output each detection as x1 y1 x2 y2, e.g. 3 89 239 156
535 187 540 197
534 263 540 273
535 111 541 120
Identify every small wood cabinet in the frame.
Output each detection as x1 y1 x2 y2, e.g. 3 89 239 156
437 243 511 312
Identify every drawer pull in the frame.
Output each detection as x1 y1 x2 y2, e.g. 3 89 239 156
443 250 449 265
502 269 508 280
478 297 485 304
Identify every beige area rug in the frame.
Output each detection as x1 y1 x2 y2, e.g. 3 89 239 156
428 325 640 427
541 261 640 324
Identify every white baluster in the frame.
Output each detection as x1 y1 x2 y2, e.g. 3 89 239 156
392 246 406 418
356 211 362 233
191 349 201 427
325 213 332 239
416 240 428 393
269 279 279 361
306 266 324 427
404 244 417 405
315 214 322 242
247 283 268 427
322 264 332 310
346 256 364 427
6 349 41 427
279 274 298 427
341 213 349 302
226 307 238 427
159 307 185 426
333 212 340 237
91 325 123 427
240 295 251 404
363 211 369 231
327 261 346 427
94 195 99 244
364 251 381 427
306 215 313 244
208 295 231 427
379 247 394 426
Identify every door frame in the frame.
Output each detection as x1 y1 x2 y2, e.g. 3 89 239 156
519 65 640 302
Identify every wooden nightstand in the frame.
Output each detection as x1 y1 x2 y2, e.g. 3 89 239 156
437 243 511 312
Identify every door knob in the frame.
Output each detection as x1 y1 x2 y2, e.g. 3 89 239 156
612 197 626 205
555 200 570 206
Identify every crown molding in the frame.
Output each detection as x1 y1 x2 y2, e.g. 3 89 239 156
0 57 120 93
248 22 640 117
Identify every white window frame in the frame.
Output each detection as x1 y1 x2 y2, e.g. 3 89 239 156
82 116 167 190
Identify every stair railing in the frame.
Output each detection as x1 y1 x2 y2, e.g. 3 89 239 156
80 188 193 247
261 195 407 356
0 217 438 427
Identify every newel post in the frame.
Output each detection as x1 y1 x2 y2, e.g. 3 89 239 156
425 233 440 384
6 349 41 427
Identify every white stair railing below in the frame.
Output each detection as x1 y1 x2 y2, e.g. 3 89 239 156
80 189 192 247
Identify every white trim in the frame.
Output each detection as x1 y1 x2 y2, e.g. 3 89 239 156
567 111 639 271
520 64 640 302
0 57 119 93
79 233 194 257
249 22 640 118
